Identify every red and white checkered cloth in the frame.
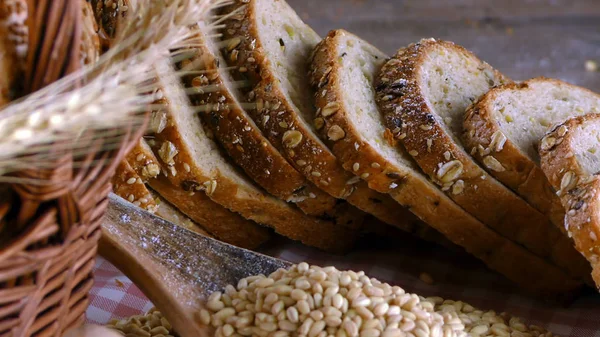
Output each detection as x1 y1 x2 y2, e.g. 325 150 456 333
87 237 600 336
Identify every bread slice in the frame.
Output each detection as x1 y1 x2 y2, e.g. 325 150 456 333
126 139 271 250
112 160 158 213
149 174 272 249
111 158 215 238
219 0 431 235
148 56 359 252
539 114 600 288
463 78 600 231
181 23 337 217
125 139 164 183
220 0 352 197
90 0 134 51
185 21 437 237
149 190 212 238
375 38 590 282
80 0 100 66
307 29 582 295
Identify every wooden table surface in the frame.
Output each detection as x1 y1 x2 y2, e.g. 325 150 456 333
288 0 600 92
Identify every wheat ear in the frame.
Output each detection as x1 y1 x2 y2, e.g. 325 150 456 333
0 0 230 181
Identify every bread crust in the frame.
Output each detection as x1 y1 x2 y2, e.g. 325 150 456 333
219 0 425 234
114 151 216 240
126 139 271 249
149 190 212 238
307 30 582 296
539 114 600 288
308 29 456 245
90 0 133 51
375 38 590 282
125 139 162 182
149 174 270 250
149 58 358 252
112 160 158 213
463 78 600 234
81 0 100 66
221 0 355 199
181 25 337 216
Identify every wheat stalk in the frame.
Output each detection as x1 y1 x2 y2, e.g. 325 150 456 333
0 0 231 180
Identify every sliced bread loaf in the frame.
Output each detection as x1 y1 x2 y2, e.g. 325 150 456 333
219 0 430 235
220 0 352 197
308 29 582 295
148 56 359 252
181 23 337 216
463 78 600 231
539 114 600 288
126 138 271 250
375 38 590 282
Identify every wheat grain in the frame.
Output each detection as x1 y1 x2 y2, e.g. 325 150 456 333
194 263 555 337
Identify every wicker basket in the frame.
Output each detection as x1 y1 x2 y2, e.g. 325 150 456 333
0 144 133 337
0 1 145 336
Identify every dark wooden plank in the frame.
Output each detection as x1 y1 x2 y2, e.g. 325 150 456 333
289 0 600 91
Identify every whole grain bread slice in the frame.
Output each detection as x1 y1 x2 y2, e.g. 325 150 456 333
219 0 430 235
307 29 582 295
149 190 212 238
463 78 600 232
126 138 271 249
111 158 215 238
220 0 353 198
539 114 600 288
125 139 163 182
375 38 590 282
186 21 435 237
148 56 359 252
149 174 271 249
181 23 337 217
90 0 134 51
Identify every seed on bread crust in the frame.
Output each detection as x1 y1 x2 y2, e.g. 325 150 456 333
557 125 569 137
203 180 218 196
489 130 507 152
282 130 303 148
321 102 340 117
327 125 345 141
314 117 325 130
560 171 578 195
158 141 178 166
437 160 463 183
141 163 161 179
540 136 557 152
452 180 465 195
482 156 505 172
